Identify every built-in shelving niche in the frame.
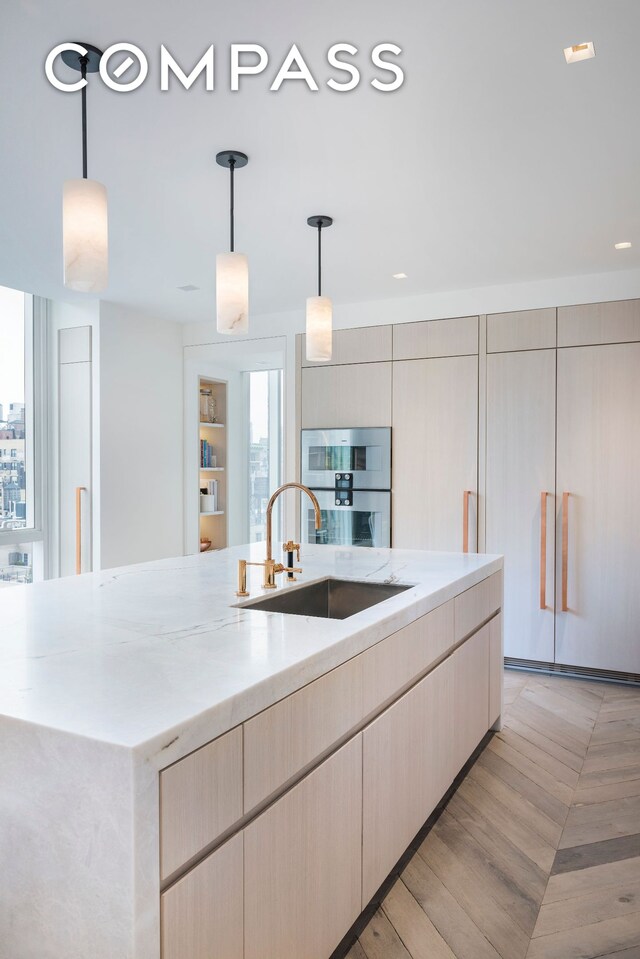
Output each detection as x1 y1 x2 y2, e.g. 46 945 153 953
199 378 227 552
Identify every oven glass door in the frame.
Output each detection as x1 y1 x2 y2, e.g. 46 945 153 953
302 490 391 548
301 428 391 491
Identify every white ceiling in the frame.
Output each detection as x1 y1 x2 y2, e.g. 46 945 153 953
2 0 640 324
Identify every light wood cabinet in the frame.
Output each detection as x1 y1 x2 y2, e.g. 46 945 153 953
301 325 392 366
393 316 478 359
452 623 490 775
392 355 478 550
486 350 556 661
158 576 502 959
555 343 640 674
301 362 392 428
454 570 502 643
489 612 503 727
243 654 363 812
160 726 243 880
362 600 454 715
244 735 363 959
161 833 243 959
558 299 640 347
487 308 556 353
362 655 454 904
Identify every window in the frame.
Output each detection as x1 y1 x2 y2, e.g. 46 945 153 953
0 286 44 587
248 369 283 543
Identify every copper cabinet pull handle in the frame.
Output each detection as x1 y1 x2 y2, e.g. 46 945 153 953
562 491 570 612
463 491 472 553
540 492 548 609
75 487 86 575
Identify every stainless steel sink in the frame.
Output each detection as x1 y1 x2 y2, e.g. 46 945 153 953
237 577 411 619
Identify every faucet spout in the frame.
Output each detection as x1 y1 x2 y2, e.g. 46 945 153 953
266 482 322 563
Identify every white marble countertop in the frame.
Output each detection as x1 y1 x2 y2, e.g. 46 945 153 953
0 544 502 764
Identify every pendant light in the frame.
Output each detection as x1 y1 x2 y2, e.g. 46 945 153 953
216 150 249 334
61 43 108 293
306 215 334 362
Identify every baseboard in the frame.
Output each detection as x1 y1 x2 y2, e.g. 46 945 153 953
329 730 494 959
505 657 640 687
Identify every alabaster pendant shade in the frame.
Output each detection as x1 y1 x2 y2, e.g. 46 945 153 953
63 178 108 292
216 252 249 334
306 295 333 362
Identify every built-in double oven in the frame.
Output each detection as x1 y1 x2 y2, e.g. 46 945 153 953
300 428 391 548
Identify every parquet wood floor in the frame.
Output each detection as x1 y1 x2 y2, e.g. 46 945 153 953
350 670 640 959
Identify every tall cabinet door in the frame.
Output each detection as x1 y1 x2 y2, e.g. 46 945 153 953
393 356 478 550
486 350 556 661
244 735 362 959
556 343 640 674
58 327 92 576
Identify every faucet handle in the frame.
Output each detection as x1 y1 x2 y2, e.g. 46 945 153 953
283 540 301 562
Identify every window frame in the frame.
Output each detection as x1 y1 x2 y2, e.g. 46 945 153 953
0 295 49 579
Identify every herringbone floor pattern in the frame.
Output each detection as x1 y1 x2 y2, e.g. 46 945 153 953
348 669 640 959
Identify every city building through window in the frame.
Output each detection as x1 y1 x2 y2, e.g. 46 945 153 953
248 369 283 543
0 286 41 587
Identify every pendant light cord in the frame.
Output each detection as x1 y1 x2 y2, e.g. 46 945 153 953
80 55 88 179
229 156 236 252
317 222 322 296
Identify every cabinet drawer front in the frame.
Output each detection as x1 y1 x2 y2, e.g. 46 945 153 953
301 325 392 366
362 600 454 715
244 735 363 959
362 655 455 903
558 299 640 347
393 316 478 359
244 654 363 812
487 308 556 352
160 727 243 880
161 833 243 959
455 570 502 642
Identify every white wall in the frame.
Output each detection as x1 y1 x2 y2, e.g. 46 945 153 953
99 302 183 569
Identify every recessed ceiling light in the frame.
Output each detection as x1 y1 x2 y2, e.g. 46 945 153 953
178 284 200 292
564 42 595 64
615 242 632 250
393 273 408 279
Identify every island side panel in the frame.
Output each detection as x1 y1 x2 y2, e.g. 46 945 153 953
0 718 149 959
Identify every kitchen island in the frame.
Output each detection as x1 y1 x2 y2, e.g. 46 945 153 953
0 544 503 959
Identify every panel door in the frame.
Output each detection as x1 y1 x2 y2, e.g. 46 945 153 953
301 325 392 367
58 338 92 577
244 735 362 959
161 833 243 959
452 624 490 775
486 349 556 661
301 362 392 429
362 654 455 904
393 356 478 550
556 343 640 674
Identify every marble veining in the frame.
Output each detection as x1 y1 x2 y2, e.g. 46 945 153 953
0 544 501 766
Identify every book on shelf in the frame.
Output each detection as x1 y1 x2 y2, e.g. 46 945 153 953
200 439 217 468
200 479 218 513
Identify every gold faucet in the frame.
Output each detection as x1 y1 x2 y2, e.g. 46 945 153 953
236 483 322 595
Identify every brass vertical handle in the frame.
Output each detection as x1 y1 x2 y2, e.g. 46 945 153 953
75 486 86 575
463 491 472 553
540 492 548 609
562 492 570 612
